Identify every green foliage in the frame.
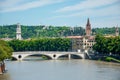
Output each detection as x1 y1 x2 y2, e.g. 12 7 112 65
0 40 13 61
0 25 85 39
92 27 119 35
0 25 16 38
0 25 119 39
105 57 120 62
8 38 71 51
93 34 120 55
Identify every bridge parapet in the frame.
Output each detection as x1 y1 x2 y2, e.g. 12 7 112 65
13 51 84 54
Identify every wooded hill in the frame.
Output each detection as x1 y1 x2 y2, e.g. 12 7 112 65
0 25 119 39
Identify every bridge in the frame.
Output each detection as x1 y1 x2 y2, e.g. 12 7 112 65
12 51 87 60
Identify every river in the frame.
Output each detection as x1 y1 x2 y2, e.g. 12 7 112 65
0 60 120 80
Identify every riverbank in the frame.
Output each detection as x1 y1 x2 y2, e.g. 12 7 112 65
90 56 120 63
104 56 120 63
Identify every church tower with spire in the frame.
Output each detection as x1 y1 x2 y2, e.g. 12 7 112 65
115 26 119 36
86 18 91 36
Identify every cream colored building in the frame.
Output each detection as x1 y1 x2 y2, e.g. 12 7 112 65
67 36 95 51
66 18 95 51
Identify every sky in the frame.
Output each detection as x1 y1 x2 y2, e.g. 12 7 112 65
0 0 120 28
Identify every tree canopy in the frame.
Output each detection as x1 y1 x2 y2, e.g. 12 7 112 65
93 34 120 55
8 38 71 52
0 40 13 61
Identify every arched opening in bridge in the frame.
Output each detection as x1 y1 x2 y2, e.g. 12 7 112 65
23 54 52 61
58 54 69 60
53 54 56 58
11 57 17 61
71 54 82 59
18 55 22 59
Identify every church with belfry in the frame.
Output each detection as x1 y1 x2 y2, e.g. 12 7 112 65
67 18 119 51
67 18 95 51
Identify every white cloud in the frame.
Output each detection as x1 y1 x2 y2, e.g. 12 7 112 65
0 0 23 8
56 0 119 12
51 2 120 27
0 0 64 13
52 3 120 19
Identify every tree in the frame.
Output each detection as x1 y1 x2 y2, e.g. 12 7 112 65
93 34 106 53
0 40 13 61
0 40 13 73
8 38 71 51
93 34 120 55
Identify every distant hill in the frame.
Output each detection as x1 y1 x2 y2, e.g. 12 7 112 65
92 27 120 35
0 25 119 39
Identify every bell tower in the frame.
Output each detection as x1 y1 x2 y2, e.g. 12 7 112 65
86 18 91 36
115 26 119 36
16 23 22 40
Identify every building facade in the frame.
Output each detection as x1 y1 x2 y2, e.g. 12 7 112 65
67 18 95 51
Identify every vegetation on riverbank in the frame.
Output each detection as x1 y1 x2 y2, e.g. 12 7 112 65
0 40 13 61
93 34 120 55
8 38 71 51
105 57 120 63
0 40 13 74
92 34 120 63
95 56 120 63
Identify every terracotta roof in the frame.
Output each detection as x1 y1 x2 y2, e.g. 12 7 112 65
66 36 83 39
88 36 95 40
1 38 13 41
66 36 95 40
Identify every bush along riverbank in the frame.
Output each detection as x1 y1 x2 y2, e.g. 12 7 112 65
88 53 120 63
94 56 120 63
104 56 120 63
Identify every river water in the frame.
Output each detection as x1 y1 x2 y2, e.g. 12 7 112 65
0 60 120 80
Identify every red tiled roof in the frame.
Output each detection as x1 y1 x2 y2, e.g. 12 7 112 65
66 36 95 40
66 36 83 39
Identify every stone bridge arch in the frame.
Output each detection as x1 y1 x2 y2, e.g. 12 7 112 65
71 54 83 59
12 53 54 61
57 54 69 59
12 51 85 61
23 54 53 60
55 53 84 59
11 56 18 61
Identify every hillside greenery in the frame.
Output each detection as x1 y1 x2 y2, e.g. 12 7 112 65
1 24 119 39
92 27 119 35
0 25 85 39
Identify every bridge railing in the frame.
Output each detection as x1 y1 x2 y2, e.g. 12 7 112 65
13 51 84 54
